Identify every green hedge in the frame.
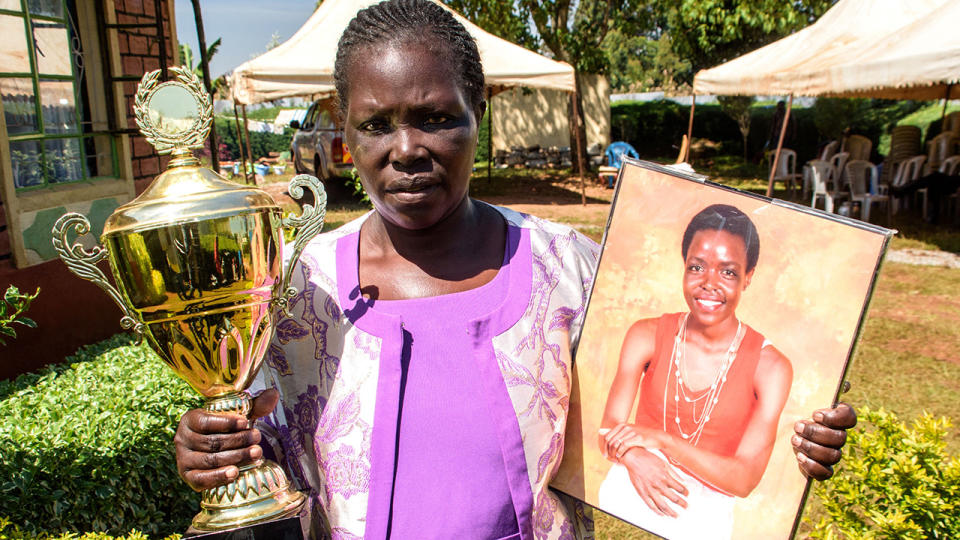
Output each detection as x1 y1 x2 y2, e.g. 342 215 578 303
611 100 821 162
611 99 927 165
809 407 960 539
0 335 201 537
0 517 180 539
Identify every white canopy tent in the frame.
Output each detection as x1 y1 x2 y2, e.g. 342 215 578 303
688 0 960 195
229 0 575 105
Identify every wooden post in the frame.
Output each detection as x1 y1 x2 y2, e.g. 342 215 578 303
684 94 696 163
190 0 218 173
766 94 793 198
942 84 953 131
233 103 246 181
241 105 255 185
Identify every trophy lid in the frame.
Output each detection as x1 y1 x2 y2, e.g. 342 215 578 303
102 66 279 237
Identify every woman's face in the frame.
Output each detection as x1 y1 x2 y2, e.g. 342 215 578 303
342 39 481 230
682 229 754 329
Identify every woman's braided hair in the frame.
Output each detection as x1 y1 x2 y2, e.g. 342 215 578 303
334 0 485 116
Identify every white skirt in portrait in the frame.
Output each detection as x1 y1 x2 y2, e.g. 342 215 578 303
598 450 735 540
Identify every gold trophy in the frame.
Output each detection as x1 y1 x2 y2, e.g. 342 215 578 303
51 66 325 531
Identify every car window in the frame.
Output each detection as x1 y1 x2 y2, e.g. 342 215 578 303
302 104 318 130
318 109 334 130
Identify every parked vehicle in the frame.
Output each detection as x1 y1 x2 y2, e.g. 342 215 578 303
289 100 353 185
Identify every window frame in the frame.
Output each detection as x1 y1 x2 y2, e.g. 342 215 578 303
0 0 120 192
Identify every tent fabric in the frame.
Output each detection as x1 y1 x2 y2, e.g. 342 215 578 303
230 0 575 105
693 0 960 100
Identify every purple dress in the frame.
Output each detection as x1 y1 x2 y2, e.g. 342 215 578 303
336 225 526 539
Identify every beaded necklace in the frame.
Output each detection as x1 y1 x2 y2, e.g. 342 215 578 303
662 312 745 446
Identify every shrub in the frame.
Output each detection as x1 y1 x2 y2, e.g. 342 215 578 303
611 100 823 162
0 286 39 346
0 517 180 539
0 335 202 537
611 99 925 165
808 407 960 539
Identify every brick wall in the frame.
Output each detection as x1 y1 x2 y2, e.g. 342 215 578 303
114 0 175 194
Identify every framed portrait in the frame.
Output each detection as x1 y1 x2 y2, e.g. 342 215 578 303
552 160 893 539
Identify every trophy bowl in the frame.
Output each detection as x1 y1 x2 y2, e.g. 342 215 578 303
52 66 325 532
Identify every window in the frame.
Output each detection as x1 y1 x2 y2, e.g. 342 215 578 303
301 103 318 131
317 109 334 130
1 0 116 191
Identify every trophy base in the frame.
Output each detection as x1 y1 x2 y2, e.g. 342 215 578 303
192 458 306 531
186 505 308 539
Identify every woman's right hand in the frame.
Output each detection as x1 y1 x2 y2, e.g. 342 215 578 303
620 447 689 518
174 388 279 491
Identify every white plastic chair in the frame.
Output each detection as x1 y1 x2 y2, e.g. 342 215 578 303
942 156 960 223
769 148 800 197
829 152 850 191
941 155 960 176
819 140 839 161
808 159 839 213
890 155 926 216
925 132 959 174
844 134 873 162
924 155 960 222
846 160 886 223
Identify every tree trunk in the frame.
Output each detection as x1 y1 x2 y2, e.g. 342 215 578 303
568 72 589 179
190 0 218 173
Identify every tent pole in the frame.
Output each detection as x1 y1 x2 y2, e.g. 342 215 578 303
233 103 246 181
942 84 953 130
241 104 255 185
766 94 793 198
190 0 218 174
487 87 492 183
684 93 696 163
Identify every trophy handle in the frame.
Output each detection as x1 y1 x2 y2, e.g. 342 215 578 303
52 213 145 339
275 174 327 316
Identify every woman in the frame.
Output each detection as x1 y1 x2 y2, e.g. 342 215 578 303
174 2 855 538
598 204 798 540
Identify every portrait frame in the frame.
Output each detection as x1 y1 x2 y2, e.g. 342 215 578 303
552 159 893 539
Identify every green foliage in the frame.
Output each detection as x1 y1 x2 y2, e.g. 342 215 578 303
345 168 371 206
214 117 293 162
661 0 833 80
177 39 223 95
611 100 821 160
0 286 39 346
0 517 181 540
0 335 202 537
809 408 960 539
603 30 690 92
717 96 754 159
442 0 539 51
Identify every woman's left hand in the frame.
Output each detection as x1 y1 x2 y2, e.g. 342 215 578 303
601 423 663 461
792 402 857 480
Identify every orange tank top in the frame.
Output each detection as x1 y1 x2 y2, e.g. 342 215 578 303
634 312 764 493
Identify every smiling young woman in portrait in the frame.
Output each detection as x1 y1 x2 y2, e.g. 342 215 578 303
598 204 794 540
173 2 856 538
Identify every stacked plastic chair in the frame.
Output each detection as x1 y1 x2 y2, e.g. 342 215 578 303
880 125 922 187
